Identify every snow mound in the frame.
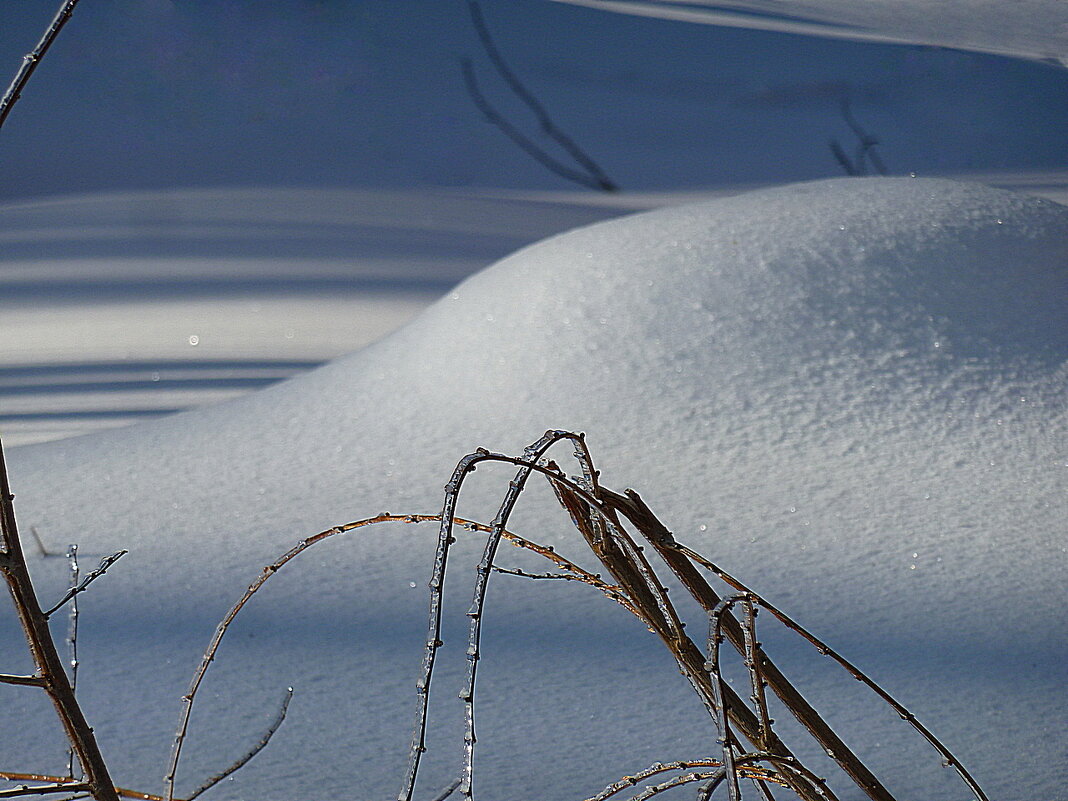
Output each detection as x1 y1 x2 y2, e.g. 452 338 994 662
5 178 1066 799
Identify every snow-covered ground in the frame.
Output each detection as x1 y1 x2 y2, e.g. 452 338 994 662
1 2 1066 801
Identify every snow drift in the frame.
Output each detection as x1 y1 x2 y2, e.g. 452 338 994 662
3 177 1066 799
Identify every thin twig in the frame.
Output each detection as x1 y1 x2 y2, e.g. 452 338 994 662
671 544 988 801
0 0 83 133
66 545 81 780
163 505 585 801
0 775 183 801
0 674 46 687
581 758 784 801
0 783 91 799
184 687 293 801
43 550 128 619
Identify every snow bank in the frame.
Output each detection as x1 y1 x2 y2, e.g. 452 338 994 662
3 177 1065 799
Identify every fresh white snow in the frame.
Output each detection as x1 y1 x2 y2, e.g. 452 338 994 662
1 1 1066 799
3 177 1065 800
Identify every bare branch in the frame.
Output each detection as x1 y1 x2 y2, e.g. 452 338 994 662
165 504 582 801
0 783 91 799
0 436 120 801
0 0 83 133
0 775 182 801
43 551 128 619
66 545 81 780
184 687 293 801
0 673 46 687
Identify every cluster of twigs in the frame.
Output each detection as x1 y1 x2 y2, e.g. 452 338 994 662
2 429 990 801
393 430 988 801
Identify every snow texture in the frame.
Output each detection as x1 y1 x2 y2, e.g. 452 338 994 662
4 177 1066 800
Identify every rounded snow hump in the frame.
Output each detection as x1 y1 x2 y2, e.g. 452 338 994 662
7 177 1066 801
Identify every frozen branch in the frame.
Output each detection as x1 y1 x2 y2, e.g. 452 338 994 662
0 436 120 801
0 783 91 799
184 687 293 801
0 775 181 801
43 550 128 619
0 0 83 133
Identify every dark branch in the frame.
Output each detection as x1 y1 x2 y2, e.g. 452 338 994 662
0 783 90 799
0 0 83 133
184 687 293 801
43 551 128 619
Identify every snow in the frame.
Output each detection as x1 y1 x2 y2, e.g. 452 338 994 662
0 187 630 445
2 1 1068 197
3 177 1065 800
552 0 1068 65
1 1 1066 799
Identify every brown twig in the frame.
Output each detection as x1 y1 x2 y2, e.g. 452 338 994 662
165 504 592 801
0 775 182 801
0 783 91 799
0 437 119 801
399 431 816 801
582 758 786 801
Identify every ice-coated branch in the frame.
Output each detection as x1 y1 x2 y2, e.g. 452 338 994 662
0 436 120 801
0 782 91 798
0 0 83 133
160 504 576 801
184 687 293 801
43 550 128 619
66 544 81 780
0 774 183 801
661 541 988 801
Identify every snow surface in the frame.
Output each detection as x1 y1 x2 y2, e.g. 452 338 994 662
0 187 630 445
3 177 1066 800
2 1 1068 198
2 1 1066 798
553 0 1068 65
